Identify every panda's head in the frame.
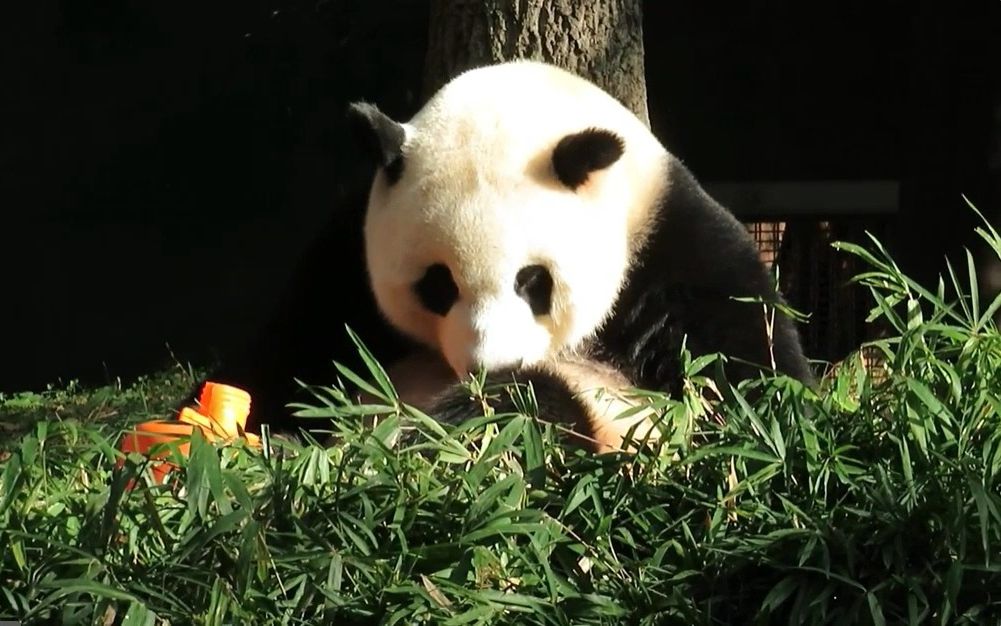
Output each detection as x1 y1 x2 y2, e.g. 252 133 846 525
349 61 669 378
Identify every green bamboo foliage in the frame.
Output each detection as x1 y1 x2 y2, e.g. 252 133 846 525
2 205 1000 625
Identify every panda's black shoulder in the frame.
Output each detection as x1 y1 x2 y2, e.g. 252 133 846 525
594 155 813 391
645 158 771 289
179 185 413 435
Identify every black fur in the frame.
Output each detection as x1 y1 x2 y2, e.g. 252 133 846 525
592 155 814 391
552 128 625 190
430 366 599 447
347 102 406 184
179 185 418 434
414 263 459 317
514 265 553 316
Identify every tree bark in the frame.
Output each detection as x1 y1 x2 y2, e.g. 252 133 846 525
423 0 649 126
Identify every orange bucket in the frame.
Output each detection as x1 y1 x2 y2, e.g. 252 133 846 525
193 382 252 438
118 420 194 484
116 381 259 488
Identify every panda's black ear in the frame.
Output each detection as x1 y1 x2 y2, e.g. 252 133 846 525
552 128 625 190
347 102 406 180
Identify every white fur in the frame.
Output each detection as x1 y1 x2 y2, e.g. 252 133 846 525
363 61 670 377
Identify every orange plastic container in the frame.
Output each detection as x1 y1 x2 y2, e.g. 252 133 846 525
118 420 195 484
187 382 252 438
117 381 259 486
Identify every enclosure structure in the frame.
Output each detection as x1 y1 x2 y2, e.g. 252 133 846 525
711 181 898 369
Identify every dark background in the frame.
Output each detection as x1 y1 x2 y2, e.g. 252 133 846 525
2 1 999 394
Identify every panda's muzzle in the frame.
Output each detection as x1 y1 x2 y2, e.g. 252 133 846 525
444 287 552 378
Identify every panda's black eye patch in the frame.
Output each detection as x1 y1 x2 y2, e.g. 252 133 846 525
552 128 625 191
414 263 458 316
514 264 553 316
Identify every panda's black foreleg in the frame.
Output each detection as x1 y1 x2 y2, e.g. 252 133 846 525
427 367 598 447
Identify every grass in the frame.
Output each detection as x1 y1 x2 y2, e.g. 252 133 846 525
0 365 203 447
2 205 1001 625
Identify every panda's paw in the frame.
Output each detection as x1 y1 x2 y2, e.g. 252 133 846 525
425 367 593 439
424 369 523 427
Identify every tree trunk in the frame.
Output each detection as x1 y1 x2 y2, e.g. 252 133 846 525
423 0 649 126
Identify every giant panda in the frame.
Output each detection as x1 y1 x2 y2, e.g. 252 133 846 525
194 60 813 452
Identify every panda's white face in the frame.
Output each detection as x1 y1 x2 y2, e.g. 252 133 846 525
359 61 669 378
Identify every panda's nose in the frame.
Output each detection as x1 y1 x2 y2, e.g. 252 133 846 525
514 265 553 316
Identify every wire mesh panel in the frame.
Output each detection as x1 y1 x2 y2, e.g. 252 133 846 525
717 180 897 372
745 216 892 374
746 221 786 268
